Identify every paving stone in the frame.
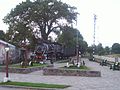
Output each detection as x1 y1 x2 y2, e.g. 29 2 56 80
0 58 120 90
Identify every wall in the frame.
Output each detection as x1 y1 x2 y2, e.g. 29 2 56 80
43 68 101 77
0 66 44 74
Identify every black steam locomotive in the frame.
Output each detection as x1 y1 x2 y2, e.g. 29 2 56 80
34 41 76 62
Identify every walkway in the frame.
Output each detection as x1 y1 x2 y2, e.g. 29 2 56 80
0 58 120 90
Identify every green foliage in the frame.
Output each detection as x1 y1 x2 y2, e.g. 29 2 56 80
96 43 105 55
87 46 93 54
3 0 78 48
0 30 5 40
104 46 110 55
87 43 111 56
58 26 80 47
57 26 88 54
112 43 120 54
80 40 88 54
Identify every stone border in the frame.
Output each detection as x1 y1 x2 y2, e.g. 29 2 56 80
0 65 53 74
43 68 101 77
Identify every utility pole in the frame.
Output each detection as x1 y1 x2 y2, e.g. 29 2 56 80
93 14 97 61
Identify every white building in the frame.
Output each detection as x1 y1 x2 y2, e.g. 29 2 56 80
0 40 16 64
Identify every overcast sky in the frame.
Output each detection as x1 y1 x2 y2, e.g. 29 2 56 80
0 0 120 47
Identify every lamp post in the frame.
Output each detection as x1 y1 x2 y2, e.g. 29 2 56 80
4 44 10 82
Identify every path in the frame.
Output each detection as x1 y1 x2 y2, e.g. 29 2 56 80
0 58 120 90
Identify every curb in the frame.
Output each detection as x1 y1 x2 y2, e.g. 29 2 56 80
0 85 58 90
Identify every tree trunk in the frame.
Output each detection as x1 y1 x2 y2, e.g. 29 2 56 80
41 32 48 41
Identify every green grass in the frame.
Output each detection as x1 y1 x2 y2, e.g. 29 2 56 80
0 81 70 89
10 63 48 68
63 65 90 70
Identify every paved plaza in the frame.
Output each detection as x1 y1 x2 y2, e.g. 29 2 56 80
0 58 120 90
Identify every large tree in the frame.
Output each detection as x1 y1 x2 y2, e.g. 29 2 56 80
112 43 120 54
57 26 88 54
104 46 110 55
95 43 105 55
57 26 83 47
3 0 78 45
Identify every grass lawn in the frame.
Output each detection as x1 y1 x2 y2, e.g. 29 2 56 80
0 81 70 89
63 65 90 70
10 63 48 68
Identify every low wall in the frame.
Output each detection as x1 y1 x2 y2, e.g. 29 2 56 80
0 65 53 74
0 66 44 74
43 68 101 77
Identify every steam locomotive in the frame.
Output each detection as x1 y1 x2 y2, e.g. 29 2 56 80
34 41 76 62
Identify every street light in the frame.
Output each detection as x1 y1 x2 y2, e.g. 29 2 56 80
4 44 10 82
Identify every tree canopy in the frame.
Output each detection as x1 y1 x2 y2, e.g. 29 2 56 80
112 43 120 54
57 26 83 47
57 26 88 54
0 30 5 40
3 0 78 46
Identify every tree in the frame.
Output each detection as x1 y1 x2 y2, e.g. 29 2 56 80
104 46 110 55
3 0 78 45
57 26 88 54
0 30 5 40
96 43 104 55
112 43 120 54
57 26 83 47
87 46 93 54
95 43 105 55
79 41 88 54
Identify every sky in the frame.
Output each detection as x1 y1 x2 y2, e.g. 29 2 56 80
0 0 120 47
